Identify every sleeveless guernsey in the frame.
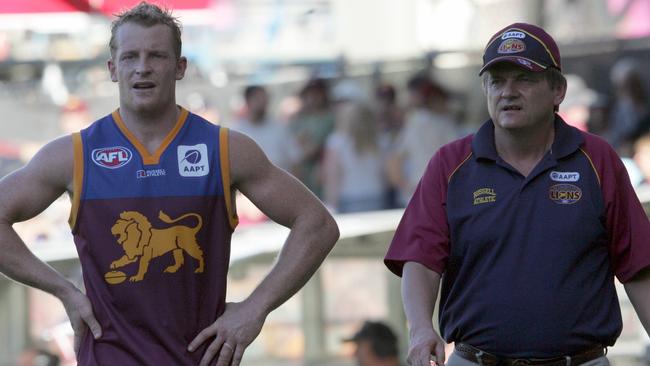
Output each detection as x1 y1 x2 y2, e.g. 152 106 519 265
70 107 237 365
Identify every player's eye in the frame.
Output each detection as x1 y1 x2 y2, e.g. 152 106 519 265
490 78 503 86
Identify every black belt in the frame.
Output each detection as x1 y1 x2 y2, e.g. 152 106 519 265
455 343 605 366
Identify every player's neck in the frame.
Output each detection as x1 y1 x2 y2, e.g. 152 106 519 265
494 119 555 177
118 104 181 154
248 112 266 124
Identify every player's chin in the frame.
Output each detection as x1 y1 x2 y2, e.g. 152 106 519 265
495 115 528 129
131 100 164 115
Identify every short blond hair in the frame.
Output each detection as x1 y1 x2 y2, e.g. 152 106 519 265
109 1 182 59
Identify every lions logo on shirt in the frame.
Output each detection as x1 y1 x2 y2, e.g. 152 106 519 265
549 184 582 204
106 210 204 284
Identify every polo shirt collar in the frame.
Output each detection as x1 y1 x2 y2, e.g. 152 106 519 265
472 114 584 161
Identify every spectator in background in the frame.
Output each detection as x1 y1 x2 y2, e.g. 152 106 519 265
332 79 366 105
374 84 404 146
344 321 402 366
606 58 650 154
373 84 404 209
323 103 387 213
233 85 300 172
387 73 458 207
290 78 336 197
233 85 302 225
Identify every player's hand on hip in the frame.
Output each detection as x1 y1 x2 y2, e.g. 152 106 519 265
60 287 102 356
188 301 266 366
407 328 445 366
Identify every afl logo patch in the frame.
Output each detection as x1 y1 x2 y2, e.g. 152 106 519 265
92 146 132 169
498 39 526 54
549 184 582 204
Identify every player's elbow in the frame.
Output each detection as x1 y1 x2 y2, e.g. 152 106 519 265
324 213 340 247
311 208 340 253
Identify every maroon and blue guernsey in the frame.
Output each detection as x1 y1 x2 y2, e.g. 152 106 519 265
69 107 238 365
385 116 650 357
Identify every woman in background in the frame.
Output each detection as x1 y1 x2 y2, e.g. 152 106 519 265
323 103 387 213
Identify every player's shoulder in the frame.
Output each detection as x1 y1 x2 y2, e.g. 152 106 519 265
578 129 620 164
79 113 116 136
19 134 75 189
188 111 220 128
39 134 75 159
226 128 268 167
580 130 616 154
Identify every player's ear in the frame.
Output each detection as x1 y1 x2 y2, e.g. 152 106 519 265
175 56 187 81
553 78 567 107
108 58 117 83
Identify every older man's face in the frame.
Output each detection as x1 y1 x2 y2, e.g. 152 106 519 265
484 63 565 132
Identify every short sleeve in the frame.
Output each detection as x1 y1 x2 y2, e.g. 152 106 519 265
384 150 451 276
603 153 650 282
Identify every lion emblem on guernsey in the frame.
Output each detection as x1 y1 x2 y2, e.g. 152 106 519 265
109 210 204 283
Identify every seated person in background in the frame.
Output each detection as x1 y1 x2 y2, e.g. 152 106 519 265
345 321 403 366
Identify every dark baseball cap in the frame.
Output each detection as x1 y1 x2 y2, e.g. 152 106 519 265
479 22 561 75
343 321 397 343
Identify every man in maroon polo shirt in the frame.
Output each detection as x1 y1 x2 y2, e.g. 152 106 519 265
385 23 650 366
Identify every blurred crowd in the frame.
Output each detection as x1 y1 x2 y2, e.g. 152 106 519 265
231 72 464 224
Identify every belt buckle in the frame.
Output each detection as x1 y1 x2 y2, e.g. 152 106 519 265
511 359 530 366
475 350 485 366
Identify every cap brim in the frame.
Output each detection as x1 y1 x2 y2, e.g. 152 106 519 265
479 56 547 75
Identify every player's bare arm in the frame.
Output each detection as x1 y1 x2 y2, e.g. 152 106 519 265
189 130 339 366
402 262 446 366
0 135 101 353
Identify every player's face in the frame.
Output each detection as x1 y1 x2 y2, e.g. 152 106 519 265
248 89 268 116
484 63 565 131
108 22 186 116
